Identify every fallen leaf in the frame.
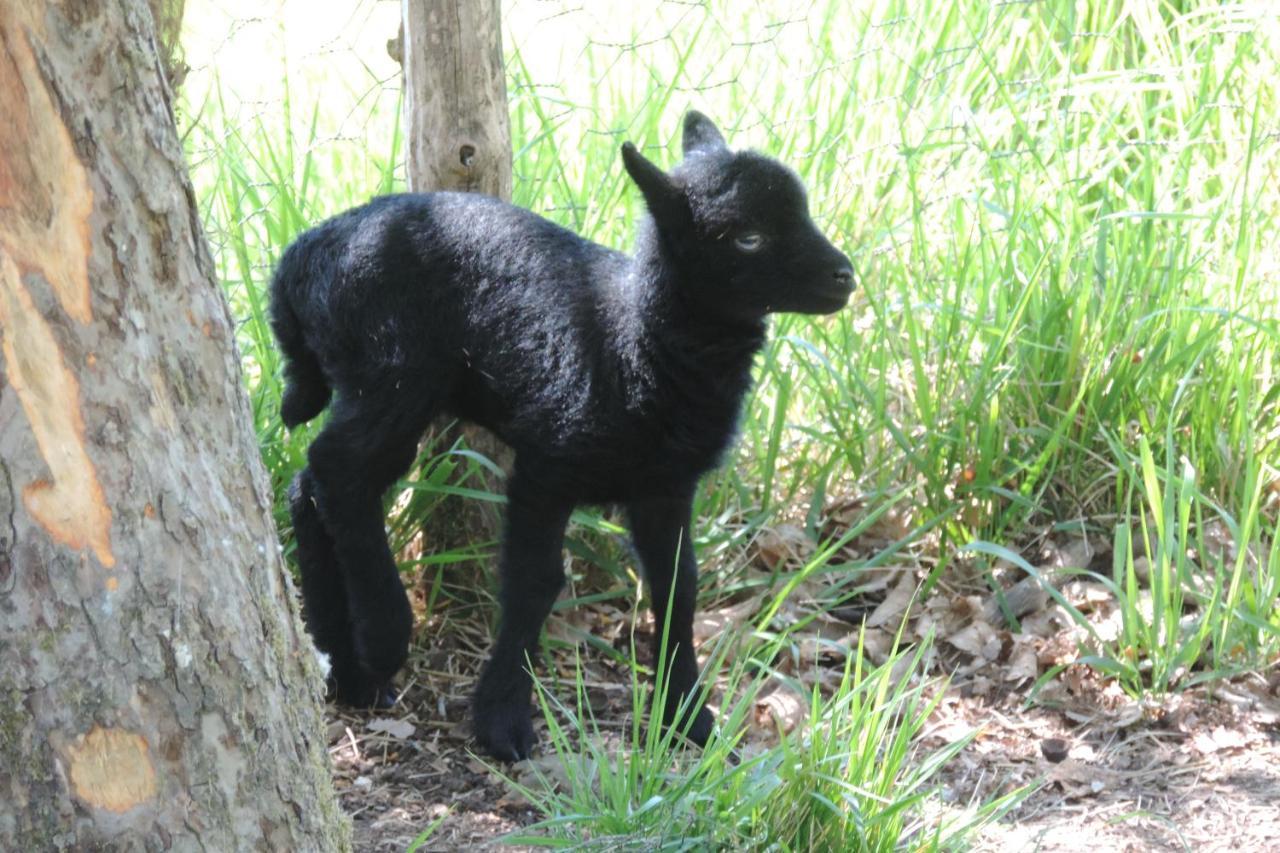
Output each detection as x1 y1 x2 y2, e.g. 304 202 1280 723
1191 725 1249 754
755 684 808 735
867 570 917 630
1004 637 1039 684
755 524 812 568
693 593 765 643
947 620 1000 660
367 718 416 739
1049 758 1113 798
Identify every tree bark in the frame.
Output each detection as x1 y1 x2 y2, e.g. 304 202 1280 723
400 0 514 555
0 1 348 849
402 0 512 199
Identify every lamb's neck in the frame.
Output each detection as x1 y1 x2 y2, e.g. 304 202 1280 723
614 248 767 414
643 281 765 375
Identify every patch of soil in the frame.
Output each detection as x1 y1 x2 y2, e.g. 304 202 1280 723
329 618 534 851
929 680 1280 851
332 525 1280 851
330 607 638 851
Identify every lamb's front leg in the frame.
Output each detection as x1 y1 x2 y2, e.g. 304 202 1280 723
473 480 572 761
627 491 715 746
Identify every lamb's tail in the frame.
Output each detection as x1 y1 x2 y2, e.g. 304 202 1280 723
269 241 332 428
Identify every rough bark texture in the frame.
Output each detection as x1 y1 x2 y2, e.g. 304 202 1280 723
402 0 512 199
0 1 349 849
401 0 514 550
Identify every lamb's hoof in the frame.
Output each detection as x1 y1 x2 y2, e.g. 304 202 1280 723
664 702 714 747
473 700 537 762
328 670 398 710
351 600 412 683
683 706 715 746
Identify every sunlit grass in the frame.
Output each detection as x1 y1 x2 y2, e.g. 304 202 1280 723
500 616 1021 850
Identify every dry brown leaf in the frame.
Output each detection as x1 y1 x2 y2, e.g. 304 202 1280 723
367 718 416 740
693 592 765 643
947 620 1000 661
1048 758 1114 797
755 684 808 735
867 570 917 630
860 627 896 665
755 523 812 568
1191 726 1249 754
1003 636 1039 684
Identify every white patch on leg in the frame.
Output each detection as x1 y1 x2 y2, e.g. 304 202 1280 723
312 647 332 678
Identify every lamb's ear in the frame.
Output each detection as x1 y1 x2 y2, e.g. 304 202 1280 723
621 142 688 226
682 111 727 156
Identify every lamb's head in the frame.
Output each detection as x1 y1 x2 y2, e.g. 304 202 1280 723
621 111 854 322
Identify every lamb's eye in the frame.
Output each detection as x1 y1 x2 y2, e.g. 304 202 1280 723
734 233 765 252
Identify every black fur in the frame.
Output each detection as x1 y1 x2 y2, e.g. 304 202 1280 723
270 112 853 760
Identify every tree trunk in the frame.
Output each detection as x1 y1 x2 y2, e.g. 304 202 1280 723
400 0 514 557
402 0 512 199
0 2 348 849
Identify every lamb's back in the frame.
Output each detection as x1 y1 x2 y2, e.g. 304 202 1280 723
305 193 632 448
328 192 619 321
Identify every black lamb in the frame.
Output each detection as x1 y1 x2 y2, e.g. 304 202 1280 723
270 111 854 760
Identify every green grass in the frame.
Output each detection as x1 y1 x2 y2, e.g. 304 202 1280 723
182 0 1279 846
502 626 1021 851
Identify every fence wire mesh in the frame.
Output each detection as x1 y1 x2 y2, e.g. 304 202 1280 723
181 0 1279 298
180 0 1280 519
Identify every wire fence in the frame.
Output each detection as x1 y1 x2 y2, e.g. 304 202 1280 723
180 0 1280 522
181 0 1280 301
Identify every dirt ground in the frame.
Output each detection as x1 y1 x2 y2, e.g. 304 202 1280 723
330 528 1280 852
331 672 1280 851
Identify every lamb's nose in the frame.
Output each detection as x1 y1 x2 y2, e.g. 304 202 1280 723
833 265 855 290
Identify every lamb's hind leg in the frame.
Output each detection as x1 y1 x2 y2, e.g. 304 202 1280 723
304 392 435 703
290 469 391 707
